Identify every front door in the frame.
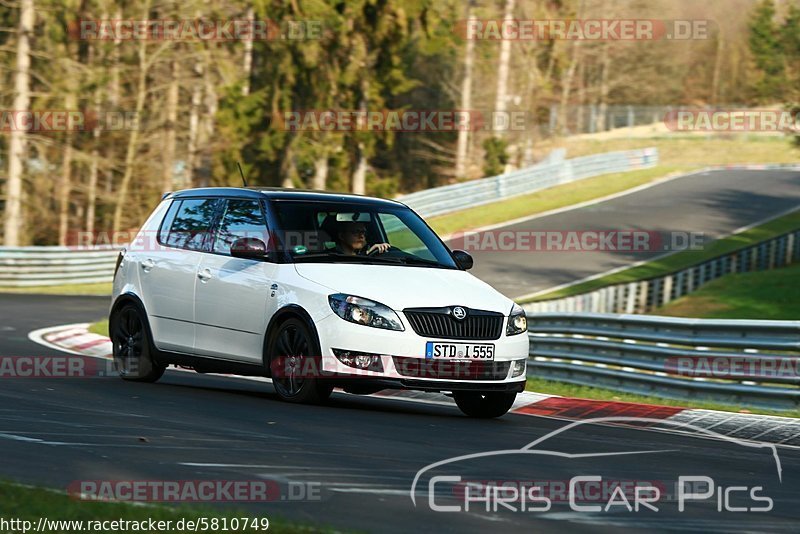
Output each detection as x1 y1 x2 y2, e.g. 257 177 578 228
194 198 276 363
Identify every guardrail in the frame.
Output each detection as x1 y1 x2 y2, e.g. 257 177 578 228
0 246 119 286
522 225 800 315
527 312 800 410
397 148 658 219
0 148 658 287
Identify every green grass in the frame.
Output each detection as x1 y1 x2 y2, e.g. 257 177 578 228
525 377 800 418
428 165 686 236
88 319 109 337
0 282 112 296
524 208 800 302
653 262 800 320
0 481 332 533
548 134 798 166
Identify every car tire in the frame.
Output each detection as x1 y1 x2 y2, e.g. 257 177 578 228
268 318 333 404
453 391 516 418
110 303 166 383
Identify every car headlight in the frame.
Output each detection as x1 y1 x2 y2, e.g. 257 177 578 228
506 303 528 336
328 294 404 331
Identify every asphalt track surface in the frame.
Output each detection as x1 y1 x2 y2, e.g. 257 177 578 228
465 169 800 298
2 294 800 532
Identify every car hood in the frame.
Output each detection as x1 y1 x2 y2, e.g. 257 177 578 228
293 264 513 314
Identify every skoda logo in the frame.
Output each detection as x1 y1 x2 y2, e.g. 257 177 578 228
452 307 467 320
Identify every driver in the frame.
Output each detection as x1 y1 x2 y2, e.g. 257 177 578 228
334 221 390 256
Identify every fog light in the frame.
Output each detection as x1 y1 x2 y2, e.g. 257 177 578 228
511 359 526 378
333 349 384 372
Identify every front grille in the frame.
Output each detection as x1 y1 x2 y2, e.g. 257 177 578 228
392 357 510 380
403 307 504 340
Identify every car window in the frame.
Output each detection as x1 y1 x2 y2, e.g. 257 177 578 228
158 200 181 244
213 199 269 256
271 200 457 268
377 213 437 261
163 198 221 251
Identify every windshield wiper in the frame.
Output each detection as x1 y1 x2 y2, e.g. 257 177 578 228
367 255 448 268
292 252 395 264
291 252 365 262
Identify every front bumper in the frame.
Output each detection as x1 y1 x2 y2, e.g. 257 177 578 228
333 376 527 394
314 312 530 389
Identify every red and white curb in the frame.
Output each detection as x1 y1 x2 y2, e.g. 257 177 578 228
29 323 112 358
28 323 800 447
26 323 549 408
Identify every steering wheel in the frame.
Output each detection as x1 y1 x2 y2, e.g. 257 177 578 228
366 244 398 256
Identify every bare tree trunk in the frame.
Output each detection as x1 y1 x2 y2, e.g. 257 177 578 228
558 39 581 135
280 139 297 188
3 0 34 246
57 91 77 246
198 57 218 188
242 6 254 96
85 34 103 237
162 60 179 193
104 7 122 197
109 6 122 108
351 145 367 195
455 5 475 178
711 33 724 105
596 43 610 132
311 152 329 190
575 60 585 134
493 0 514 138
112 6 150 233
521 42 539 167
186 67 203 188
351 74 369 194
86 127 100 236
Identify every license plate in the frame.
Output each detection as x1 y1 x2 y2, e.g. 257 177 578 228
425 342 494 360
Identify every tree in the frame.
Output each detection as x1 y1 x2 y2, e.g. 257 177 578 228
3 0 34 246
748 0 785 101
482 137 508 177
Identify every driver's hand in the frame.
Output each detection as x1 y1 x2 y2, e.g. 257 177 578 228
366 243 390 255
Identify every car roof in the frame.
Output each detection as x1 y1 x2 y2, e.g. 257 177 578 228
166 187 405 207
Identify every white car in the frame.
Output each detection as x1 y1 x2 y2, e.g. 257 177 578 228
110 187 529 417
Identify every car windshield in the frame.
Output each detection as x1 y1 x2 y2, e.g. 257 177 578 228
270 199 458 269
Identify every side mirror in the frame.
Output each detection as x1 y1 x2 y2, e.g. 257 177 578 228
230 237 268 259
452 249 474 270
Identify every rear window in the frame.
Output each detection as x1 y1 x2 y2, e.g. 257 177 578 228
160 198 221 251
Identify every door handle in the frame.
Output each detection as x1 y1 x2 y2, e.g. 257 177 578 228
141 259 155 272
197 268 212 282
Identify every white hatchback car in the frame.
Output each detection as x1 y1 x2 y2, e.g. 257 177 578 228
110 188 529 417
